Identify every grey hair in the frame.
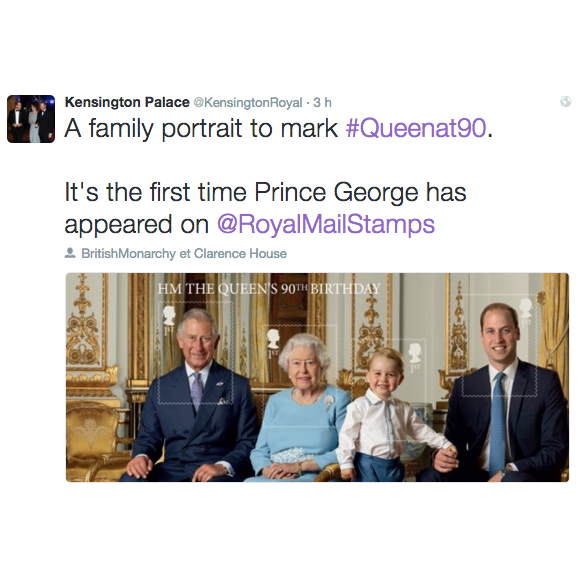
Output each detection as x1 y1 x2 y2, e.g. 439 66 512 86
278 333 330 372
177 308 218 338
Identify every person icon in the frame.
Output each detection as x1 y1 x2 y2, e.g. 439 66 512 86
65 248 75 258
408 342 422 364
163 306 176 327
519 298 532 319
267 328 280 350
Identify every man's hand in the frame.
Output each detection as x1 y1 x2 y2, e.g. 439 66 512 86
126 456 153 479
341 468 356 481
48 133 53 139
488 470 503 482
192 463 228 482
433 446 459 473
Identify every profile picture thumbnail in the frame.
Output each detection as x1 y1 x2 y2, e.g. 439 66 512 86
7 94 55 143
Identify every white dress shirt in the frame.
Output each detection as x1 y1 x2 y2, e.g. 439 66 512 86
477 359 518 472
338 389 450 470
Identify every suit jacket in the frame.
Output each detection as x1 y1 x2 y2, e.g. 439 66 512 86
133 361 259 475
446 360 568 481
7 109 25 130
36 108 54 137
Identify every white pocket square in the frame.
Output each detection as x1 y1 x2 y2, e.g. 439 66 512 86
217 397 229 405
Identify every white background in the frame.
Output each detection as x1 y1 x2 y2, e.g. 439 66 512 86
2 89 578 489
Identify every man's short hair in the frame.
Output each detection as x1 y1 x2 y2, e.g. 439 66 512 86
177 308 218 338
480 302 519 330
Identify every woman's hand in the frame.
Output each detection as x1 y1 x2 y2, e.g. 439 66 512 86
263 463 300 479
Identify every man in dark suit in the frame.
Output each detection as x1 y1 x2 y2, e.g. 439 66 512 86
7 101 25 143
121 308 259 482
36 101 54 143
418 303 568 482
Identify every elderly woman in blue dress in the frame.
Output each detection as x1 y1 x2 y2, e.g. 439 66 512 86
246 333 350 481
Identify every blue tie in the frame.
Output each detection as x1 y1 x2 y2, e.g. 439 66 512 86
190 372 203 412
489 371 506 475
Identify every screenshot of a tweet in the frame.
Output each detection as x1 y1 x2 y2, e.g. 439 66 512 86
2 89 578 491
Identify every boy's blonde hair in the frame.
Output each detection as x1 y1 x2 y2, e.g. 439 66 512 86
367 347 405 374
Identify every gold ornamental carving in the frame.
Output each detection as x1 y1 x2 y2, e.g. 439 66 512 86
136 275 147 377
66 274 101 366
438 367 478 401
126 391 148 405
340 278 392 392
66 365 119 397
127 274 150 388
154 327 161 377
307 273 327 345
221 327 230 368
336 369 368 400
356 293 384 371
439 276 476 402
449 281 468 371
239 326 248 377
536 290 546 307
438 371 455 401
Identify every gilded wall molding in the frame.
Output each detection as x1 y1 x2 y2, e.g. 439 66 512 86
356 293 385 371
307 273 327 345
126 391 148 405
66 273 107 371
66 364 118 397
342 274 393 389
239 325 248 377
221 326 230 367
449 280 468 370
251 274 269 383
126 274 150 388
125 274 151 437
349 274 392 372
439 274 476 401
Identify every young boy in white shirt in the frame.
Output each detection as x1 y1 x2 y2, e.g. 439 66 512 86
338 348 457 482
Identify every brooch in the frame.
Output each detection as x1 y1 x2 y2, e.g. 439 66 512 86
324 395 334 412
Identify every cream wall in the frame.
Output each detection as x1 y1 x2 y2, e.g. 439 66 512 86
399 273 447 405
